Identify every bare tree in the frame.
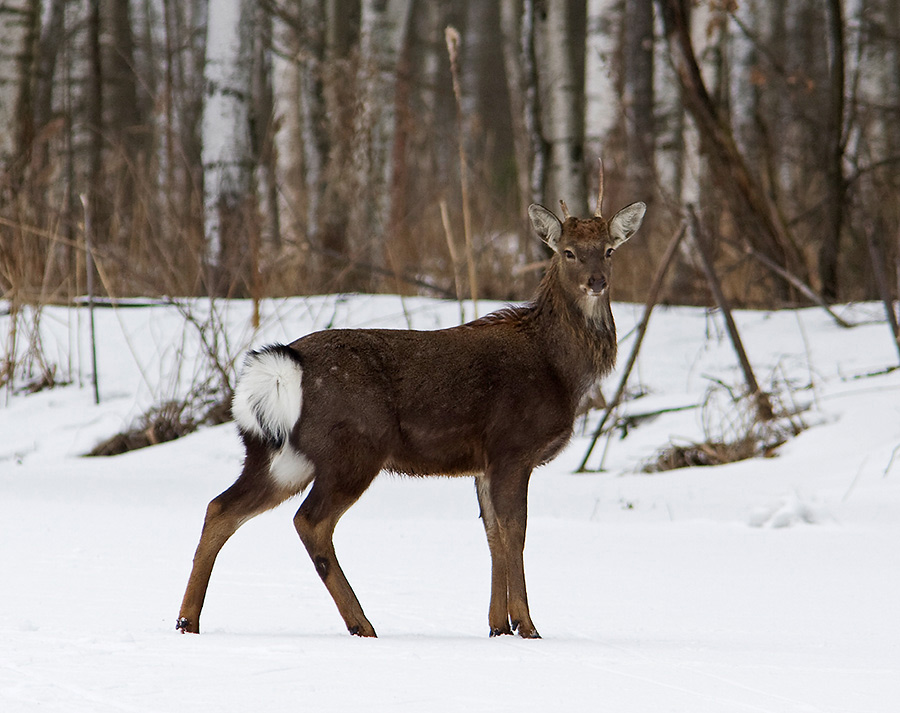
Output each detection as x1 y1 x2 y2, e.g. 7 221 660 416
658 0 807 297
818 0 846 300
623 0 655 200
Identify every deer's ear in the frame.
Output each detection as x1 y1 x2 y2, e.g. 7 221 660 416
609 201 646 248
528 204 563 252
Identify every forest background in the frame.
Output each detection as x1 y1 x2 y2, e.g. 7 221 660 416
1 0 898 310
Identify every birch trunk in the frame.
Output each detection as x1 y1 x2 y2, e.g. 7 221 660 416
250 1 279 250
658 0 806 292
502 0 546 216
539 0 586 213
0 0 39 171
623 0 655 199
202 0 254 293
584 0 618 159
352 0 411 280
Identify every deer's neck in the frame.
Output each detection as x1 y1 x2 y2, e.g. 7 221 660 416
529 260 618 392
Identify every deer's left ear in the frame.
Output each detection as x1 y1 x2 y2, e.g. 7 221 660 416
609 202 646 248
528 204 563 252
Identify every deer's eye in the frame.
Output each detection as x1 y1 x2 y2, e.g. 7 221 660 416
563 249 576 260
605 248 614 258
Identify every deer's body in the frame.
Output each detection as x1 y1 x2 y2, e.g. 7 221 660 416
177 195 645 638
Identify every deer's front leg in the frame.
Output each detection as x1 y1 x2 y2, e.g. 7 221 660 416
483 465 540 639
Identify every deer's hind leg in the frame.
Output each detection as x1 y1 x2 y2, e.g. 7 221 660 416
292 450 381 637
177 437 292 634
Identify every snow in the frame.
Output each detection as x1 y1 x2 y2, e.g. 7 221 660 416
2 295 899 712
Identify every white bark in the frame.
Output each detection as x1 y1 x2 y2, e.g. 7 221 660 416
353 0 411 262
584 0 618 154
202 0 253 265
0 0 36 161
541 1 586 213
654 4 682 203
678 2 714 208
272 23 305 240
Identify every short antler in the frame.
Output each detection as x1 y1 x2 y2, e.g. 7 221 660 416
594 158 605 218
558 199 570 220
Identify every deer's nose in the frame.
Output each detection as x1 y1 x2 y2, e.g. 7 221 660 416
586 276 607 294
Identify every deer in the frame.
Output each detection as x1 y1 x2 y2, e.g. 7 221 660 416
176 168 646 639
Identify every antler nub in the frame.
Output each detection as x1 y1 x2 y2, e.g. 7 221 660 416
594 158 605 218
559 199 571 220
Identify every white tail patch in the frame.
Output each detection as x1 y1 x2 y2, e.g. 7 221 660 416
270 445 315 490
232 347 304 447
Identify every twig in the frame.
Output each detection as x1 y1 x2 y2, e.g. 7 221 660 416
79 194 100 405
308 244 455 299
863 221 900 366
439 199 466 324
687 206 774 423
884 444 900 478
446 26 478 316
842 456 868 502
726 238 853 328
512 259 550 276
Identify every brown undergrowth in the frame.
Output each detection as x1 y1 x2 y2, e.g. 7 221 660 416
642 380 808 473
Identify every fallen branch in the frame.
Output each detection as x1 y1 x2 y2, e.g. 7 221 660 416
725 238 853 329
688 206 774 423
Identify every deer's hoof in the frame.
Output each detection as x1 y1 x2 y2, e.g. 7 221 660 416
512 621 541 639
176 617 198 634
348 623 377 638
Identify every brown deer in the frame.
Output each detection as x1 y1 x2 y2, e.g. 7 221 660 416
177 176 645 638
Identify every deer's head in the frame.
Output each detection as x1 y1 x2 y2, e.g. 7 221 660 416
528 166 645 302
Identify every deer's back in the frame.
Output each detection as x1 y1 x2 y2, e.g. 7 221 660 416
289 323 577 475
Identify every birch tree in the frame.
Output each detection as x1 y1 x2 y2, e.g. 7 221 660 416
502 0 545 217
0 0 39 177
584 0 618 161
623 0 655 200
203 0 255 293
658 0 807 293
163 0 208 271
538 0 587 213
352 0 411 276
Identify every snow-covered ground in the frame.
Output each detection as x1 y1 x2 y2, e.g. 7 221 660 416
2 295 899 712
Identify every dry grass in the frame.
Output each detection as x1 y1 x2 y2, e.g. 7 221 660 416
642 382 806 473
88 395 231 457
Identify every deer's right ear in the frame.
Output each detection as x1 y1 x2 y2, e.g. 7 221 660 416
528 204 563 252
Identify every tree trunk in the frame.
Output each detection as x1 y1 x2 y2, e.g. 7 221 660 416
86 0 106 253
33 0 66 146
353 0 412 286
503 0 545 212
817 0 845 300
101 0 147 247
539 0 587 213
0 0 39 176
623 0 655 201
657 0 807 295
250 0 279 251
584 0 618 159
202 0 255 295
